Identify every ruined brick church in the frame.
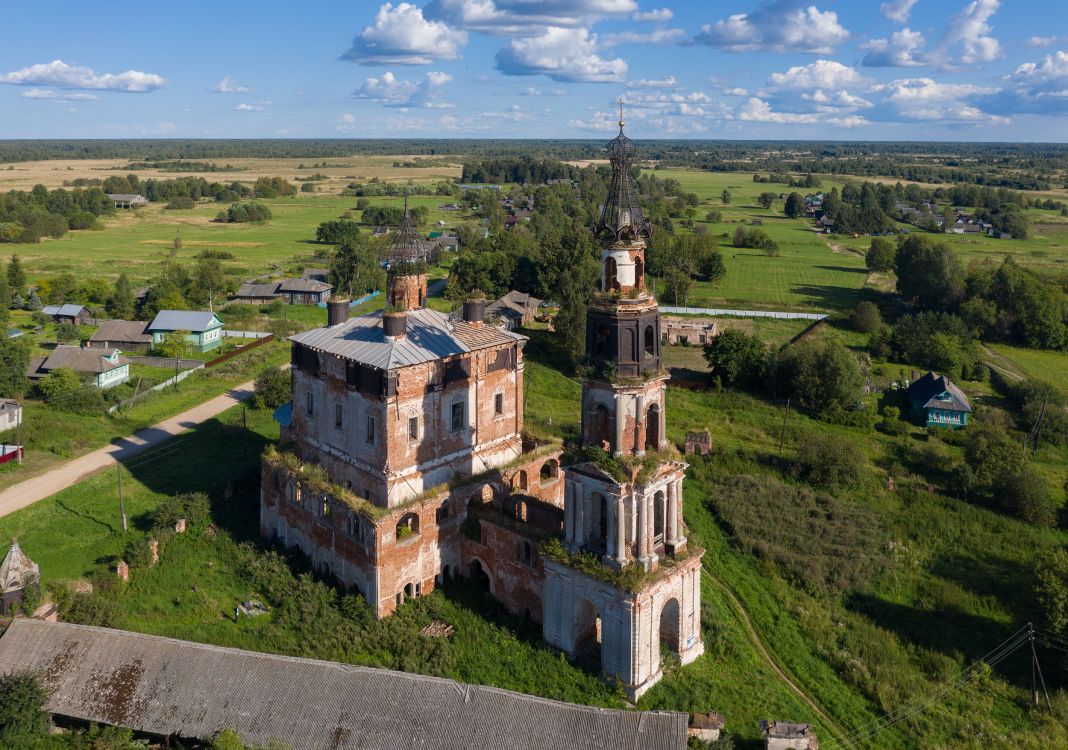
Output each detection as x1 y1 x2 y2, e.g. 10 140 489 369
260 117 703 698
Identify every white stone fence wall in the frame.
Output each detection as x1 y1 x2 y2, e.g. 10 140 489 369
659 306 827 321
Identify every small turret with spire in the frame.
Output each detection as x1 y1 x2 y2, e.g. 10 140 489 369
1 537 41 616
385 194 431 311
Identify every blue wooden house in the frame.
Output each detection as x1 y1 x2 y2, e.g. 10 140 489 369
908 372 972 428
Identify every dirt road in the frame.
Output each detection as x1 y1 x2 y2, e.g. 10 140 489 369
0 381 255 519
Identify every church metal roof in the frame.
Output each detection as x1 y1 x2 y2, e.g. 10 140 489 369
0 619 688 750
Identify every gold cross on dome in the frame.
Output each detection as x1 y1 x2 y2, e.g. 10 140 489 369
618 98 625 129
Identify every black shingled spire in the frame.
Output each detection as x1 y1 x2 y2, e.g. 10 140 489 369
388 195 430 264
595 100 649 242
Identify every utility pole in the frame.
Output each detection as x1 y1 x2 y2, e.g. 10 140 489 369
778 397 791 453
1028 623 1052 710
117 461 128 533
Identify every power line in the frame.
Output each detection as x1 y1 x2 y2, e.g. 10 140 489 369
825 625 1034 750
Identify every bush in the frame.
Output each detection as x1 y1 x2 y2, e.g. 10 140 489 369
794 432 864 489
0 672 49 746
149 491 211 534
850 301 882 333
770 339 863 422
997 468 1056 527
702 329 767 389
164 196 196 210
37 367 82 401
253 366 290 409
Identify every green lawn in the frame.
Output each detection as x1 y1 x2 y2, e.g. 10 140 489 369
988 344 1068 393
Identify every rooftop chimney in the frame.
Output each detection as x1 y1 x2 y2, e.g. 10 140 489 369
327 300 350 327
462 298 486 326
383 310 407 339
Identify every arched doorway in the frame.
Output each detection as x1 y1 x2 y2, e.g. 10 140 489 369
469 559 491 591
646 403 660 450
604 256 618 291
574 598 602 670
659 598 681 659
513 470 528 492
540 459 559 482
591 403 611 451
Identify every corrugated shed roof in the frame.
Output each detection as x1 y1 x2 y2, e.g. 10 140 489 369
148 310 223 333
0 620 687 750
90 320 151 345
291 308 524 371
41 304 87 317
235 282 281 298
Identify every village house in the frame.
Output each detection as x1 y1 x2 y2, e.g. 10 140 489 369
277 277 333 305
232 282 282 305
302 267 330 284
0 539 39 616
41 303 90 326
485 290 542 330
147 310 224 353
372 225 390 238
0 399 21 432
908 371 972 428
0 619 688 750
88 320 153 352
27 345 129 388
105 193 148 209
260 122 703 701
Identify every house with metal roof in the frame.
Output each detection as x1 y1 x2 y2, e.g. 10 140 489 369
88 320 153 352
0 619 688 750
147 310 224 353
232 282 282 304
27 345 129 388
105 193 147 208
40 303 90 326
485 290 542 330
908 371 972 428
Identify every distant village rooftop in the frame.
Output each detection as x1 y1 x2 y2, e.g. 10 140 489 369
0 619 687 750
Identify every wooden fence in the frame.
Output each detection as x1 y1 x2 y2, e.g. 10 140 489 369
204 332 276 368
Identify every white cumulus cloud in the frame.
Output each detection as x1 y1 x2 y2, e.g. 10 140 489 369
343 3 467 65
337 113 358 132
627 76 678 89
496 27 626 82
235 101 269 112
633 7 673 22
862 28 927 67
0 60 164 92
695 0 849 54
19 88 99 102
353 70 454 108
426 0 637 35
210 76 252 94
880 0 918 22
601 28 686 47
768 59 862 90
934 0 1002 65
874 77 1005 123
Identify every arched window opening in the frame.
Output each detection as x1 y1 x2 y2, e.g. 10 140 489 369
659 598 681 658
591 404 612 451
521 541 532 565
396 513 420 540
513 469 528 492
540 460 559 481
653 491 666 543
469 559 490 590
595 326 611 356
604 256 618 291
646 403 661 451
644 325 655 356
592 492 609 553
634 255 644 289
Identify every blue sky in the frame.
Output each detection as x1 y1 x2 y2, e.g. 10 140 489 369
2 1 1067 141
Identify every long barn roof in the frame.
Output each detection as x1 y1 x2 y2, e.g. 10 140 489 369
0 619 687 750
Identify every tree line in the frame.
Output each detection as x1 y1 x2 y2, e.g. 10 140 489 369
0 184 115 243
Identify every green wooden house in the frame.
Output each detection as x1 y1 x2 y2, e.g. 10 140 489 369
147 311 224 353
908 371 972 428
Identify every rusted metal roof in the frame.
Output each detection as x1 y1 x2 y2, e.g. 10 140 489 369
0 619 687 750
291 308 524 371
